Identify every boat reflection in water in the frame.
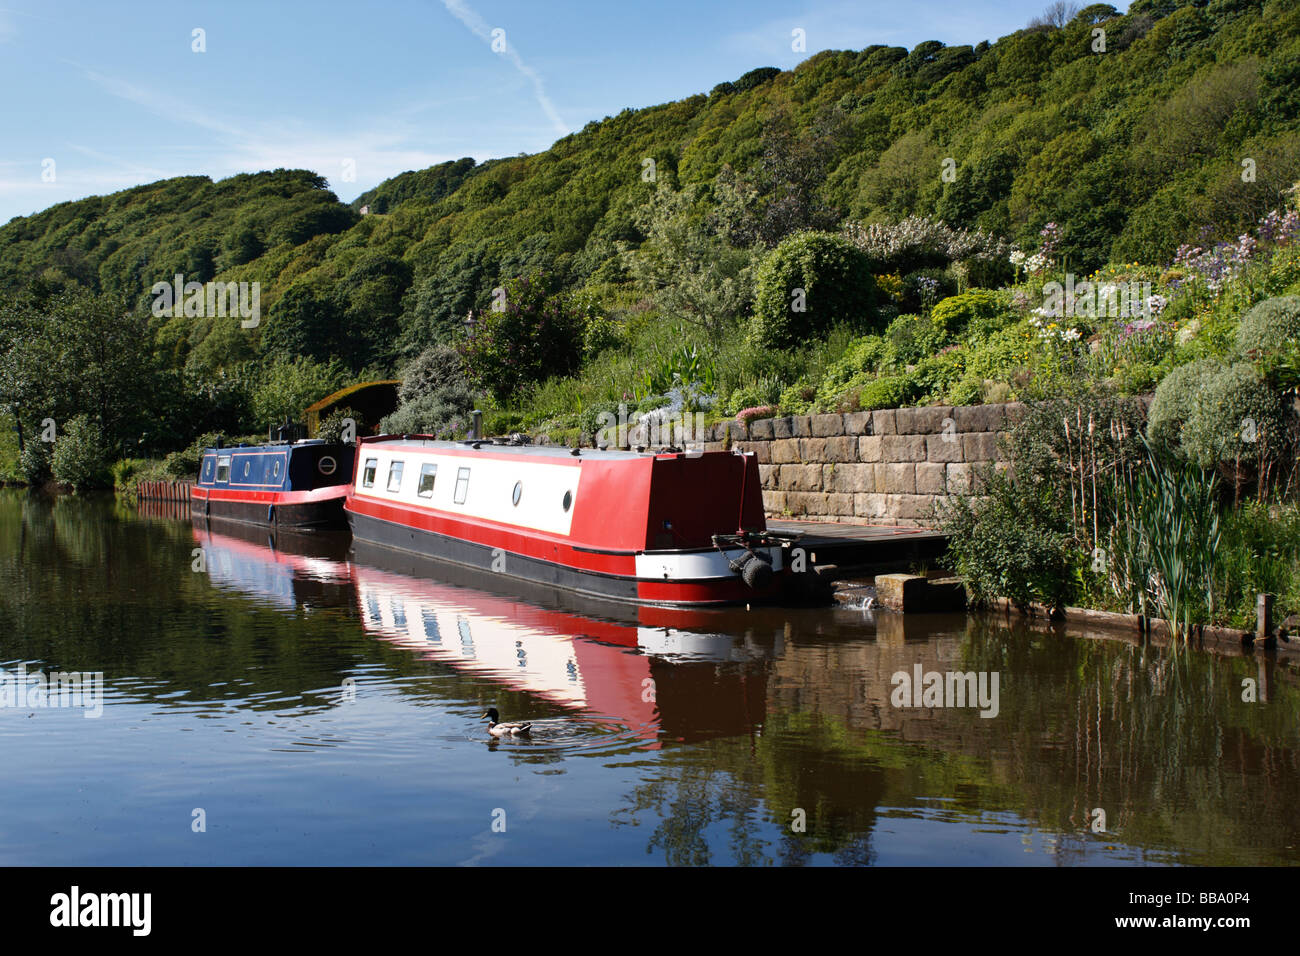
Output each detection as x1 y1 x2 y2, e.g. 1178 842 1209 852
191 518 777 747
193 518 353 612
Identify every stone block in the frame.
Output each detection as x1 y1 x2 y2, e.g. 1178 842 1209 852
822 436 858 462
799 438 828 461
844 411 873 435
772 417 795 439
878 462 916 495
854 493 888 519
858 435 883 462
772 438 803 464
782 463 823 492
962 432 999 462
946 462 975 494
825 493 854 517
875 573 927 612
811 413 845 437
871 408 898 435
882 434 927 461
749 418 775 440
785 491 829 516
926 433 964 463
823 462 874 494
915 462 947 495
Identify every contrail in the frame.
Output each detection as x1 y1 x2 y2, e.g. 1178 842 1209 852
441 0 569 137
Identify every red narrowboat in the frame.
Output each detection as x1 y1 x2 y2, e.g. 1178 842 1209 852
343 436 799 606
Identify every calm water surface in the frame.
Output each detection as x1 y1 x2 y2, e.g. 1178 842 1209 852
1 490 1297 866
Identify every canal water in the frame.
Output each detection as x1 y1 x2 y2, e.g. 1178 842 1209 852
1 489 1296 866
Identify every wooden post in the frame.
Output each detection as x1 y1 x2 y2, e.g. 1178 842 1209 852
1257 593 1274 642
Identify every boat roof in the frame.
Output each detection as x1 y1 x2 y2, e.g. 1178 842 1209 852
360 435 724 461
201 440 337 454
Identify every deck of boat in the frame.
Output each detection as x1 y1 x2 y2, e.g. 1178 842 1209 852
766 519 948 577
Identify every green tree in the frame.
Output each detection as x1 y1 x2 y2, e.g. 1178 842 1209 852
750 231 875 349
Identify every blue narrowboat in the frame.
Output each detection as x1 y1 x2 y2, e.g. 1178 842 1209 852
192 440 355 530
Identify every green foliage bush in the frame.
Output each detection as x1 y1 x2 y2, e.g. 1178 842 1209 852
881 312 950 368
162 431 223 479
850 374 913 411
50 415 111 491
751 232 875 349
1179 363 1287 468
461 271 586 402
1236 295 1300 359
18 441 51 485
1147 358 1225 449
931 289 1015 340
378 385 476 439
398 345 468 405
252 358 349 431
316 407 364 444
937 466 1073 612
778 378 818 415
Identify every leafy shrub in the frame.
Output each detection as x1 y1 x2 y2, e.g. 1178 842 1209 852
1147 358 1224 449
461 271 587 402
317 407 364 444
582 313 627 359
937 466 1073 612
946 322 1033 404
881 312 950 368
815 334 887 408
162 431 223 478
50 415 111 491
751 231 875 349
252 357 349 430
378 383 477 439
18 441 51 485
778 378 818 415
931 289 1014 340
1236 295 1300 359
1179 363 1287 468
846 373 913 412
398 345 468 405
726 382 779 415
911 349 967 402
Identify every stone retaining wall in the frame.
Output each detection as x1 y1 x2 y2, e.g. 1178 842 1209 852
700 402 1022 528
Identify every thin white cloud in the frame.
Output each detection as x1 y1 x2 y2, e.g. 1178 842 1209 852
74 65 458 200
440 0 570 136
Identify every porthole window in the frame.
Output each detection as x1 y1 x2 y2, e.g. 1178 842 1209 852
204 459 213 478
273 460 281 478
512 480 522 506
562 490 573 512
244 461 251 477
318 456 337 476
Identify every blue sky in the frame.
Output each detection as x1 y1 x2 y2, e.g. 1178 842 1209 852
0 0 1126 224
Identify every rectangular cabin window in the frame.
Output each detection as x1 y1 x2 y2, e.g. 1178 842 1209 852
417 463 438 498
453 466 470 504
387 461 404 493
215 455 231 483
362 458 377 488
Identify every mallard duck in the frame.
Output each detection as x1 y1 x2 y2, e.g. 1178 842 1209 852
481 707 531 737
